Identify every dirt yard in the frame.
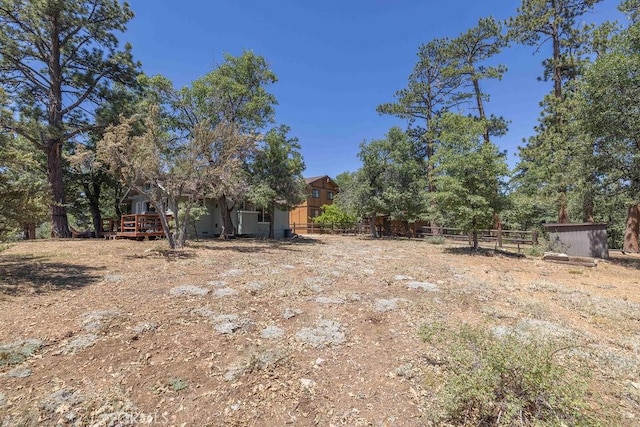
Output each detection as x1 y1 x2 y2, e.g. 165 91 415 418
0 235 639 426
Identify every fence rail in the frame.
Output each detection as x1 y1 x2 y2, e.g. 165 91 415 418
292 222 538 249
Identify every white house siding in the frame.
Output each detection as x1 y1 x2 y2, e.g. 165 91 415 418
272 209 290 239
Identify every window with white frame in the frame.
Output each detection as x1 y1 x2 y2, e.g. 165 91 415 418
311 188 320 198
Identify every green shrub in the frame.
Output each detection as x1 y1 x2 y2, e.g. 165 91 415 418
525 244 544 257
421 323 597 426
425 236 446 245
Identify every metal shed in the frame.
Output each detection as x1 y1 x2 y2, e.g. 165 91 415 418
543 223 609 259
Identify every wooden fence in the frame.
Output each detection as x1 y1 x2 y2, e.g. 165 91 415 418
292 222 538 249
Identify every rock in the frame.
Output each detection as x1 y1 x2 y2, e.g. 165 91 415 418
406 281 439 292
5 367 31 378
64 334 97 354
261 325 285 339
169 285 209 296
214 287 239 298
295 319 346 348
282 308 303 319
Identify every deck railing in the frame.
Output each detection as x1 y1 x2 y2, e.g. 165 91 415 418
118 214 167 238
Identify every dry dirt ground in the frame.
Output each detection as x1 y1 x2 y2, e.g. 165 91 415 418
0 235 639 426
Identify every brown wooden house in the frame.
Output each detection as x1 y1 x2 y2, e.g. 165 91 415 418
290 175 339 233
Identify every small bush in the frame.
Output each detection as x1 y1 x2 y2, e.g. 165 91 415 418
421 324 597 426
525 244 544 257
425 236 446 245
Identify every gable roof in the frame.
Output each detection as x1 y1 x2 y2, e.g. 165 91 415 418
305 175 330 185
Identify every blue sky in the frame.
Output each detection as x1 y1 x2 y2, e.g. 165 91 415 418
125 0 623 179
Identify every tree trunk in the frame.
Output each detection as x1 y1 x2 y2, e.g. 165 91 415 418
23 223 36 240
46 140 71 238
582 175 595 223
46 15 71 239
218 195 235 239
623 204 640 253
472 229 479 251
84 179 102 237
369 216 377 238
269 205 275 239
551 15 562 100
156 198 177 249
472 77 490 144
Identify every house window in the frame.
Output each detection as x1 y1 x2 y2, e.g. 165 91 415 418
259 208 271 223
311 188 320 198
311 209 321 218
327 191 334 200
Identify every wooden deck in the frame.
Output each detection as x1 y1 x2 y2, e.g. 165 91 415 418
115 214 167 240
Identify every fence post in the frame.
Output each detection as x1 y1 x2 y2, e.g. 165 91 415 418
532 230 539 245
497 228 503 249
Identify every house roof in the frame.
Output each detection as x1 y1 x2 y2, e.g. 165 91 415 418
305 175 330 185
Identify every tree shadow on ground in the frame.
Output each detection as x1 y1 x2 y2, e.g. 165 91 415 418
0 254 103 296
604 253 640 270
192 236 326 253
123 249 198 261
444 247 526 259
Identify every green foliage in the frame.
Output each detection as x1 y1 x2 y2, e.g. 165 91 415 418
425 236 446 245
168 378 188 392
0 135 49 240
0 0 140 237
249 125 306 238
431 114 508 248
508 0 603 93
421 324 596 426
313 204 358 230
356 127 427 222
185 51 278 236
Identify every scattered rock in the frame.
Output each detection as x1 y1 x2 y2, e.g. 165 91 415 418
169 285 209 297
191 307 215 318
300 378 316 389
64 334 98 354
41 388 84 413
246 282 263 292
0 339 44 366
224 348 287 381
214 287 239 298
213 314 252 334
394 275 413 281
407 281 439 292
220 269 243 278
314 296 345 305
282 307 303 319
395 363 416 380
132 322 158 335
295 319 346 348
261 325 285 339
103 274 124 283
374 298 406 312
207 280 228 287
314 358 326 367
81 310 120 333
4 367 32 378
0 392 5 407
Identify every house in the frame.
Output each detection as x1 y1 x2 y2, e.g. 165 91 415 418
121 191 291 239
289 175 340 234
